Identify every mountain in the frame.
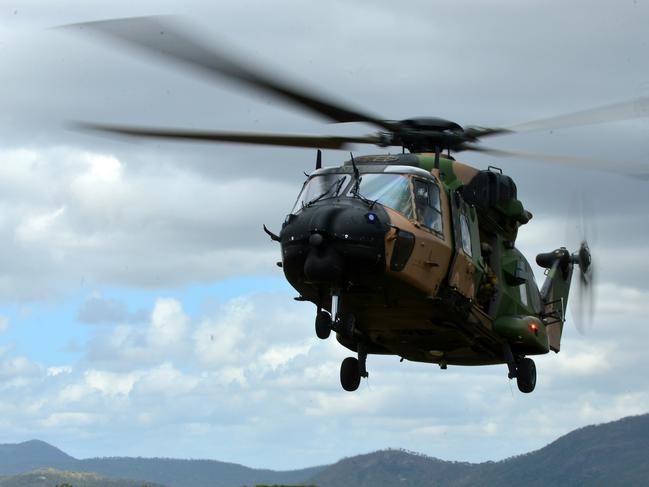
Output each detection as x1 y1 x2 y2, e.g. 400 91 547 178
0 441 75 476
0 468 168 487
0 442 324 487
307 449 476 487
76 458 324 487
464 413 649 487
1 413 647 487
307 413 649 487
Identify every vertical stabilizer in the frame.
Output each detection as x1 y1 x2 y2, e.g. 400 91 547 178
537 249 574 352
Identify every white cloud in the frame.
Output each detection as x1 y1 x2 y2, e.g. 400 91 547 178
0 286 645 467
15 206 67 243
596 283 649 316
47 366 72 376
0 354 40 381
258 341 312 371
134 363 199 396
550 341 615 377
577 392 649 423
85 369 138 396
148 299 189 348
0 147 293 300
41 412 101 428
193 298 253 366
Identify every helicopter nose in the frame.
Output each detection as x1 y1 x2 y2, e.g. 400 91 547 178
308 233 325 247
304 235 345 282
280 198 389 287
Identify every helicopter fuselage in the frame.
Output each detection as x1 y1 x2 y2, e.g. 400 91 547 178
279 154 564 372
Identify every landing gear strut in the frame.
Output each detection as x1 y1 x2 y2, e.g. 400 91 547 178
316 289 368 392
315 289 356 340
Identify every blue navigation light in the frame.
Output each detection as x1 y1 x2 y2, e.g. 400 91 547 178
366 213 377 223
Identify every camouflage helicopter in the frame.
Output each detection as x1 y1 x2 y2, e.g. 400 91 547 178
66 16 648 393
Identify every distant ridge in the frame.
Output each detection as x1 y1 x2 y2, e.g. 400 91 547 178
1 413 647 487
0 441 325 487
308 413 649 487
0 440 75 475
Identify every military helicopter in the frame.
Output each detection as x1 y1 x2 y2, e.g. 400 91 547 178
65 16 648 393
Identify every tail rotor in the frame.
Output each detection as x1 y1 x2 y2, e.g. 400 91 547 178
571 240 596 333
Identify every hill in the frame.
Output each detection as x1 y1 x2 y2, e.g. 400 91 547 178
0 441 75 476
76 458 324 487
307 449 476 487
1 413 648 487
0 442 324 487
306 413 649 487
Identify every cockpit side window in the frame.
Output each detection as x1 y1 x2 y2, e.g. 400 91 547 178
413 179 443 235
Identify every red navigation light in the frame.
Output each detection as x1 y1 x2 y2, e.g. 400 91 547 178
529 322 539 335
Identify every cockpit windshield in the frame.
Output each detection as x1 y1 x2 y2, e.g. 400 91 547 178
349 173 414 219
291 173 351 213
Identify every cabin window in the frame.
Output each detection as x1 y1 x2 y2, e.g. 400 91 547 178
350 173 414 219
519 282 529 306
291 174 350 213
459 213 472 257
413 180 443 234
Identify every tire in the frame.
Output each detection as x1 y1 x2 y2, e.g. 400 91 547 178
340 357 361 392
315 311 331 340
516 357 537 393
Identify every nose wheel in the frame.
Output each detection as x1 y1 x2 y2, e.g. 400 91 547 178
315 310 332 339
314 290 356 340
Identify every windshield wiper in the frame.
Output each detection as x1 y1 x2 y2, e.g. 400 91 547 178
350 177 378 208
304 176 346 207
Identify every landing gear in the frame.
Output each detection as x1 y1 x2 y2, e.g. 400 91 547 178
314 310 355 340
340 357 361 391
314 289 355 340
502 343 537 393
319 290 368 392
340 343 369 392
516 357 536 394
315 311 332 339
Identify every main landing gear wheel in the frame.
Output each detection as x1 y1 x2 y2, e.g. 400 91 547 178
516 357 536 393
340 357 361 392
315 311 332 340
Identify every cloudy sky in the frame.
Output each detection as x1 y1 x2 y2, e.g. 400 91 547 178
1 0 649 470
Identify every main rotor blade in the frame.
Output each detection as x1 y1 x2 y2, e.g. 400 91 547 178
462 144 649 179
73 122 382 150
504 96 649 134
62 16 393 130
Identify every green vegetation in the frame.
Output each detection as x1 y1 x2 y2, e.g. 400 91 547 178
0 468 166 487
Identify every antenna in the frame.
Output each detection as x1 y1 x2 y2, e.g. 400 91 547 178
316 149 322 170
350 152 361 195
